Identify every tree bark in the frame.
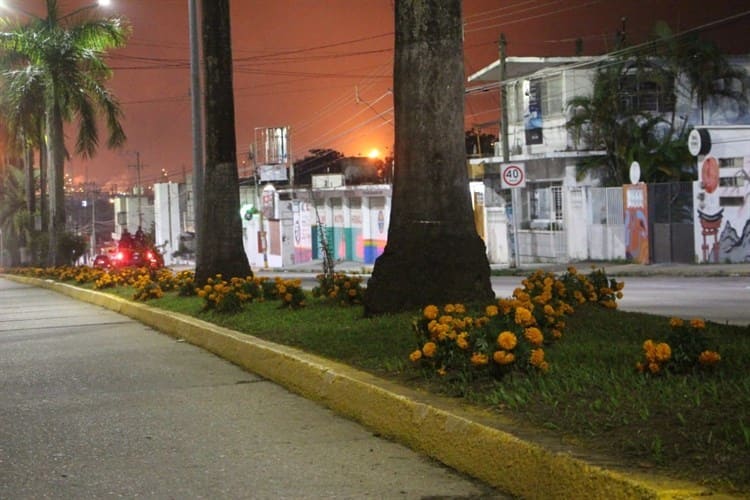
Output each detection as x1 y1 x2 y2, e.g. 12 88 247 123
46 100 66 266
364 0 493 315
195 0 251 283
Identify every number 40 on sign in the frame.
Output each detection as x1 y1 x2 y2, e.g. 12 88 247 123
500 163 526 189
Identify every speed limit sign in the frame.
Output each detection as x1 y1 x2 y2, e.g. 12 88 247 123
501 163 526 189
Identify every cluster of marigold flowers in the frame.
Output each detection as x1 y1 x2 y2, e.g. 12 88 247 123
312 273 365 306
409 268 626 379
636 317 721 375
132 273 165 301
557 266 624 309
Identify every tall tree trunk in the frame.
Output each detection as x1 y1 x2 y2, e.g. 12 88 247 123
39 133 48 233
23 138 35 223
364 0 493 315
46 101 66 266
195 0 251 283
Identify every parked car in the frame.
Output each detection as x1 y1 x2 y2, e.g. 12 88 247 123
92 254 112 269
110 246 164 270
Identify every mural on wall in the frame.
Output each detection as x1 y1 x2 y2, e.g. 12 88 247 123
624 184 649 264
694 155 750 263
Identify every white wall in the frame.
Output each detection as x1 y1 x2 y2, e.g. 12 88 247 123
153 182 181 265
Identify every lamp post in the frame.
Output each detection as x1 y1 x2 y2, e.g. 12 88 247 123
0 1 110 20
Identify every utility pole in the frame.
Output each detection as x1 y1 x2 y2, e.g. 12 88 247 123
499 33 509 163
128 152 143 229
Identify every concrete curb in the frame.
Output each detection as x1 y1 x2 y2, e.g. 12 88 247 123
6 275 737 499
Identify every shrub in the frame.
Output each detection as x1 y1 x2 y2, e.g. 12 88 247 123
132 274 164 301
312 272 365 306
636 317 721 375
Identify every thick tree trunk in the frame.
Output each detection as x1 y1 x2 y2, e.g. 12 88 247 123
23 139 35 223
364 0 493 315
46 102 66 266
39 135 48 233
195 0 251 283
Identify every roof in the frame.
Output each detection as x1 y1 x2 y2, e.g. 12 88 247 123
468 56 599 83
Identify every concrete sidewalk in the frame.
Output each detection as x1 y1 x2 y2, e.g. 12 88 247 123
3 272 742 499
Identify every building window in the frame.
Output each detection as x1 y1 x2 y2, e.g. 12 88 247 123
619 66 675 114
522 182 564 229
541 75 563 117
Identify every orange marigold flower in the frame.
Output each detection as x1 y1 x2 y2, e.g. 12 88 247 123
497 331 517 350
698 350 721 366
423 305 439 320
493 350 515 365
456 333 470 350
409 350 422 362
444 304 456 313
655 342 671 362
438 315 453 325
690 318 706 329
470 352 489 366
454 304 466 314
422 342 437 358
514 307 535 326
529 348 545 367
648 362 661 374
498 299 513 315
669 317 684 328
524 327 544 346
485 305 499 317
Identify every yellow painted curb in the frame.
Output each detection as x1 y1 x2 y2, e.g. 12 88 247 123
4 275 738 499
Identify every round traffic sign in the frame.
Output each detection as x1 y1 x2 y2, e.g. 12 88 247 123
502 164 524 187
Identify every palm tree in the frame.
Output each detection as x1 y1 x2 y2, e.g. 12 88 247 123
0 0 130 265
0 163 32 266
0 62 45 235
195 0 251 283
364 0 494 315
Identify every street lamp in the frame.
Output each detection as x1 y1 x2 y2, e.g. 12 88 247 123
0 1 111 20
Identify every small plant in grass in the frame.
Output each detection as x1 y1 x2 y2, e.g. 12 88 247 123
94 271 123 289
197 275 249 313
312 272 365 306
410 302 552 382
636 317 721 375
558 265 624 309
154 269 177 292
274 278 306 309
132 274 164 301
175 270 197 296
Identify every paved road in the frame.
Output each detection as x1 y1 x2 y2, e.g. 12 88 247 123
0 278 506 499
260 269 750 326
491 275 750 326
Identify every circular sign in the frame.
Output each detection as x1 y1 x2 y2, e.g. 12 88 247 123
688 129 711 156
629 161 641 184
502 165 524 187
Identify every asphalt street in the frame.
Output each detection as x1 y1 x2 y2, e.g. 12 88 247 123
0 278 506 499
258 268 750 326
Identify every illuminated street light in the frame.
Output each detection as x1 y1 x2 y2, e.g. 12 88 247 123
0 1 111 20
